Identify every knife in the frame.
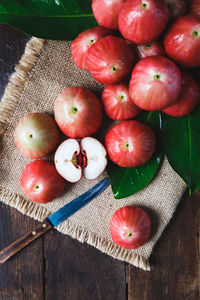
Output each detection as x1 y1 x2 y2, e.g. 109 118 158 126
0 178 109 264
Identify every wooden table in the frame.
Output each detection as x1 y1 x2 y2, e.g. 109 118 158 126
0 24 199 300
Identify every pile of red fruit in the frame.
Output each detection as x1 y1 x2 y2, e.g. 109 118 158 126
13 0 200 250
71 0 200 171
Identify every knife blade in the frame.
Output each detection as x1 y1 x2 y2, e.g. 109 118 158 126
0 178 110 264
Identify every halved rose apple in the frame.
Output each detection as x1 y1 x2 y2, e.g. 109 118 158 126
54 137 107 182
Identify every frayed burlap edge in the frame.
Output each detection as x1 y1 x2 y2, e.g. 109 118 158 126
0 37 150 271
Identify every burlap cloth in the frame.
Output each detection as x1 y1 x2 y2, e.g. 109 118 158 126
0 37 186 271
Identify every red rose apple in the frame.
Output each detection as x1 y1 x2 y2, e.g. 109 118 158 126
164 15 200 68
166 0 187 21
20 160 66 203
163 72 200 117
110 206 151 249
92 0 126 30
190 0 200 18
86 35 135 84
136 40 165 59
102 82 141 120
14 113 60 159
129 56 181 111
118 0 169 44
71 27 111 71
54 87 102 138
105 120 156 167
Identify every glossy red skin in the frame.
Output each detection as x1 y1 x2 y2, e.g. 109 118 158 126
54 87 102 138
166 0 187 21
20 160 66 204
190 0 200 18
14 113 60 159
86 35 135 84
71 27 111 71
92 0 126 30
129 56 181 111
102 82 141 120
118 0 169 44
136 40 165 59
163 72 200 117
110 206 151 250
164 15 200 68
105 120 156 167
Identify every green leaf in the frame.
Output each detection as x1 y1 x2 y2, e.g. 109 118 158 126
0 0 97 40
107 111 163 199
162 107 200 194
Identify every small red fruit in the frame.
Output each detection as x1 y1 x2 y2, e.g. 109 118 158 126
86 35 135 84
71 27 111 71
110 206 151 250
20 160 66 204
118 0 169 44
14 113 60 159
163 72 200 117
166 0 187 21
92 0 126 30
190 0 200 18
105 120 156 167
54 87 102 138
136 40 165 59
102 82 141 121
164 15 200 68
129 56 181 111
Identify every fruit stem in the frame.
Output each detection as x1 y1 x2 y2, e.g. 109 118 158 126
153 74 160 80
145 44 151 50
72 107 78 114
140 2 147 9
193 30 199 37
127 232 133 237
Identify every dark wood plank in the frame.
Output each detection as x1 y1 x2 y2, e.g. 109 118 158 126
128 191 200 300
44 230 126 300
0 203 44 300
0 25 29 99
0 25 44 300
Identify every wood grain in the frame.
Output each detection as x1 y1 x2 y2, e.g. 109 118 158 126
128 191 200 300
0 219 52 264
44 229 126 300
0 203 45 300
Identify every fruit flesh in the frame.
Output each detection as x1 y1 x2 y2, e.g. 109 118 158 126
55 139 82 183
81 137 107 180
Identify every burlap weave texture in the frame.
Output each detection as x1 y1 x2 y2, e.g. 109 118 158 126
0 38 186 270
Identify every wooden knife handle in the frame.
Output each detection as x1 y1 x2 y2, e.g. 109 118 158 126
0 219 52 264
